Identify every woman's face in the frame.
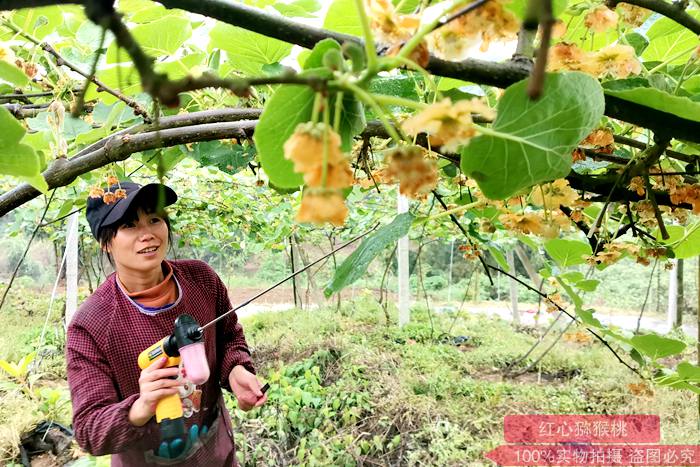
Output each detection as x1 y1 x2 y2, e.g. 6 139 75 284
106 208 169 276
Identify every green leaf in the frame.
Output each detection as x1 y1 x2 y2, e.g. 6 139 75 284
273 0 322 18
575 279 599 292
642 13 700 65
209 23 293 75
544 239 592 267
0 61 29 87
657 224 700 259
302 38 341 70
488 245 509 270
187 141 255 174
368 75 420 111
676 361 700 382
603 79 700 123
624 32 649 56
461 72 605 199
325 213 413 297
253 84 314 188
0 105 27 148
0 143 40 177
336 92 366 152
630 334 686 359
323 0 362 37
11 6 65 39
106 15 192 62
578 308 604 328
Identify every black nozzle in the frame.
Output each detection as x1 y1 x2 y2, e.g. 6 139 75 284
163 314 203 357
174 314 203 347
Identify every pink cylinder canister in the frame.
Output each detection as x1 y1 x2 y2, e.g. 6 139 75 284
179 342 210 385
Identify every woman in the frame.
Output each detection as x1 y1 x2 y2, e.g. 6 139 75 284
66 181 267 466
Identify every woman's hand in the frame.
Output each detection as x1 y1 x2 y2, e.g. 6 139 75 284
228 365 267 411
129 357 181 427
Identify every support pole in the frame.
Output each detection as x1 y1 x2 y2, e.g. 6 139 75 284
398 192 410 327
447 239 455 303
507 248 520 325
64 211 79 324
668 258 679 331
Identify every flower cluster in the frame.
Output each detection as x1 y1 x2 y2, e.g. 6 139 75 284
670 183 700 213
367 0 420 43
429 0 520 59
584 6 618 32
548 43 641 78
284 123 353 226
616 2 651 27
498 210 570 238
402 98 495 152
585 242 639 266
88 175 127 205
384 145 438 198
458 244 481 260
529 179 580 209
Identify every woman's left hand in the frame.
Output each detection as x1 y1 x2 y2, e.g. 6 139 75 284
228 365 267 411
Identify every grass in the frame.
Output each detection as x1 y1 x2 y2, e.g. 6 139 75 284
1 287 699 465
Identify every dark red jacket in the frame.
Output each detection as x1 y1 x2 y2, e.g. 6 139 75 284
67 260 254 466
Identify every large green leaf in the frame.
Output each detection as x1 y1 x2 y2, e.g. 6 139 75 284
106 15 192 63
658 224 700 259
273 0 322 18
461 72 604 199
642 13 700 65
603 79 700 123
0 61 29 87
0 106 26 148
0 143 40 177
324 213 413 297
630 334 686 359
254 85 314 187
209 23 293 75
10 6 65 39
323 0 362 37
544 238 592 267
0 107 46 192
254 71 364 187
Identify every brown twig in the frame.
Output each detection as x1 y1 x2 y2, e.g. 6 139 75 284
527 0 554 99
433 0 491 32
644 174 670 239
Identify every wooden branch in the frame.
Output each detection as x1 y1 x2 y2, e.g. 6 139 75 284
606 0 700 35
4 0 698 142
613 134 697 163
0 120 256 217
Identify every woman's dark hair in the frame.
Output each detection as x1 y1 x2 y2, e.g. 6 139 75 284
98 197 173 266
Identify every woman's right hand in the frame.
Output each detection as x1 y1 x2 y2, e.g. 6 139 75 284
128 357 181 427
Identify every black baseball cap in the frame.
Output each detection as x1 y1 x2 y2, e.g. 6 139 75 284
86 182 177 239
